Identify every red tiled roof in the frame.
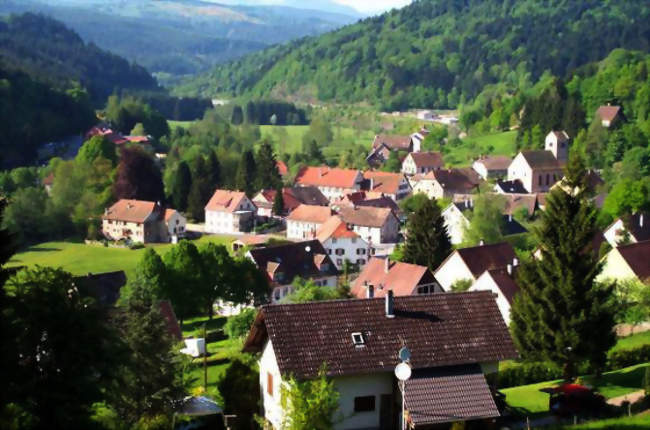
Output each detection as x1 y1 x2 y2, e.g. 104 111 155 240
316 216 359 242
125 136 150 143
243 292 518 378
295 166 361 189
617 241 650 281
276 160 288 176
408 151 444 169
103 199 158 223
406 364 500 425
205 190 251 213
351 257 434 298
164 209 178 222
596 105 621 122
286 204 332 223
363 171 407 195
441 242 516 278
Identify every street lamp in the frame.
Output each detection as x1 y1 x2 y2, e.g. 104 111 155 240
395 347 411 430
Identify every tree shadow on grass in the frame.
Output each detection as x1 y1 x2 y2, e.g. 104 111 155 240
24 247 62 253
182 317 227 335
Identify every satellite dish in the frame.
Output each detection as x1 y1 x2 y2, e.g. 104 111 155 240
398 346 411 362
394 362 411 381
305 246 311 252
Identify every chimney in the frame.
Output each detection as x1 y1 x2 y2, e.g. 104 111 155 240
369 178 374 190
385 290 394 318
479 239 485 246
367 284 374 299
640 214 644 228
513 257 519 267
507 264 513 276
508 214 513 222
465 200 469 209
384 258 390 273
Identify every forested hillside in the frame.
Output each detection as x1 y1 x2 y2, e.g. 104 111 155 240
179 0 650 109
0 13 159 104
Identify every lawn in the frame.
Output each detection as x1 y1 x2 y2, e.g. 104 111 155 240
503 363 650 416
7 235 235 278
546 414 650 429
444 130 518 166
612 331 650 352
168 120 196 130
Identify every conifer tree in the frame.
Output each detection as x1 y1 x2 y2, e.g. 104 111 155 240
510 153 616 379
206 150 221 191
272 186 285 216
255 141 282 190
187 156 212 221
235 150 257 197
231 105 244 125
402 197 452 271
170 160 191 211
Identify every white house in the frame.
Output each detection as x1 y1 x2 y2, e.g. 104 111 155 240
102 199 175 244
204 190 257 234
506 131 568 193
441 201 528 245
401 151 444 175
472 155 511 180
409 168 481 200
164 209 186 241
603 212 649 247
597 241 650 284
433 242 517 291
469 265 520 325
350 257 442 298
338 205 400 244
286 204 333 240
316 216 370 270
294 166 363 202
246 240 339 303
595 105 622 128
244 292 518 429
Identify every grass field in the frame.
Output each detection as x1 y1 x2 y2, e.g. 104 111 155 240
168 120 196 130
503 362 650 415
612 331 650 352
547 414 650 429
8 235 234 278
445 130 518 166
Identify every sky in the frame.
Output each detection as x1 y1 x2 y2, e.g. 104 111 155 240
334 0 412 14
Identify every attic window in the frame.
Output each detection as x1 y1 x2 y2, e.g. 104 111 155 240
351 332 365 347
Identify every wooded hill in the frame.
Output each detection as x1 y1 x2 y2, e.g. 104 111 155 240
178 0 650 110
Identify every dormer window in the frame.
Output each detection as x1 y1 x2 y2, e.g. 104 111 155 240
351 332 365 347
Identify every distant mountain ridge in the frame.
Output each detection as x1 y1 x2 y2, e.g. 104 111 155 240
177 0 650 109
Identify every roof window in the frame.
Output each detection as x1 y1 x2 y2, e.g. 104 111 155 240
351 332 365 347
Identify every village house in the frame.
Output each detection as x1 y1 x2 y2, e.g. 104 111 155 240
294 166 363 202
164 209 186 242
409 128 429 152
595 105 623 128
469 265 520 325
441 200 528 245
246 240 339 303
366 134 416 167
507 131 568 193
244 292 518 429
494 179 529 195
472 155 512 180
338 205 400 245
102 199 182 243
603 212 649 247
362 171 412 201
409 168 481 199
401 151 444 175
598 241 650 284
434 242 517 291
253 186 328 218
316 216 370 270
204 190 257 234
286 204 333 240
351 257 442 299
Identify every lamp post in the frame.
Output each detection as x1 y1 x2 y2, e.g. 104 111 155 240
395 347 412 430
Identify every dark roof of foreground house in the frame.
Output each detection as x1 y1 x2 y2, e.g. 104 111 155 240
617 241 650 281
622 212 650 242
405 364 500 425
74 271 127 306
248 240 339 284
243 292 518 379
437 242 517 279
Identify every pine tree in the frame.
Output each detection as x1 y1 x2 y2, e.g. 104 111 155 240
255 141 282 190
206 150 221 191
231 105 244 125
170 160 191 211
510 153 616 379
402 197 452 272
235 150 257 197
187 156 212 221
272 186 285 216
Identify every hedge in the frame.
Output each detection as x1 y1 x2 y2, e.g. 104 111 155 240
607 344 650 370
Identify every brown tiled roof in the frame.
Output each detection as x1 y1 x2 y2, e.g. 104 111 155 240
431 168 481 193
351 257 435 298
485 268 520 304
205 190 252 213
338 205 395 228
295 166 361 189
288 186 329 207
596 105 621 122
286 204 332 223
617 241 650 281
408 151 444 169
103 199 158 223
443 242 516 278
521 150 561 169
550 130 570 142
405 364 500 425
363 171 407 195
74 271 127 307
496 180 528 194
474 155 511 170
248 240 339 285
622 212 650 242
243 292 518 378
356 196 401 216
502 193 538 216
159 300 183 341
372 134 412 151
255 187 328 213
316 216 359 242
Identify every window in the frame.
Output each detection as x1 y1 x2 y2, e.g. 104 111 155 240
538 175 542 186
357 248 366 255
327 249 332 255
417 285 430 295
267 372 273 396
354 396 375 412
332 238 338 244
546 174 550 185
336 248 345 255
351 332 364 346
351 237 357 244
337 259 343 266
357 259 365 265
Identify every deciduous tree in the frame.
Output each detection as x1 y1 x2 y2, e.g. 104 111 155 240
113 147 165 203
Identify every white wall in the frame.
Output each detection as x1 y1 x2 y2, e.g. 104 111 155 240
205 210 235 234
442 205 469 245
166 212 186 238
603 219 629 247
469 272 512 325
333 373 394 430
507 153 533 193
597 248 638 283
472 161 489 180
260 341 283 429
323 237 370 270
434 252 474 291
286 220 322 240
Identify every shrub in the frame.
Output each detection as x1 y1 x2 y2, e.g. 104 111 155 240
129 242 145 250
498 361 563 388
607 344 650 370
224 308 257 339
